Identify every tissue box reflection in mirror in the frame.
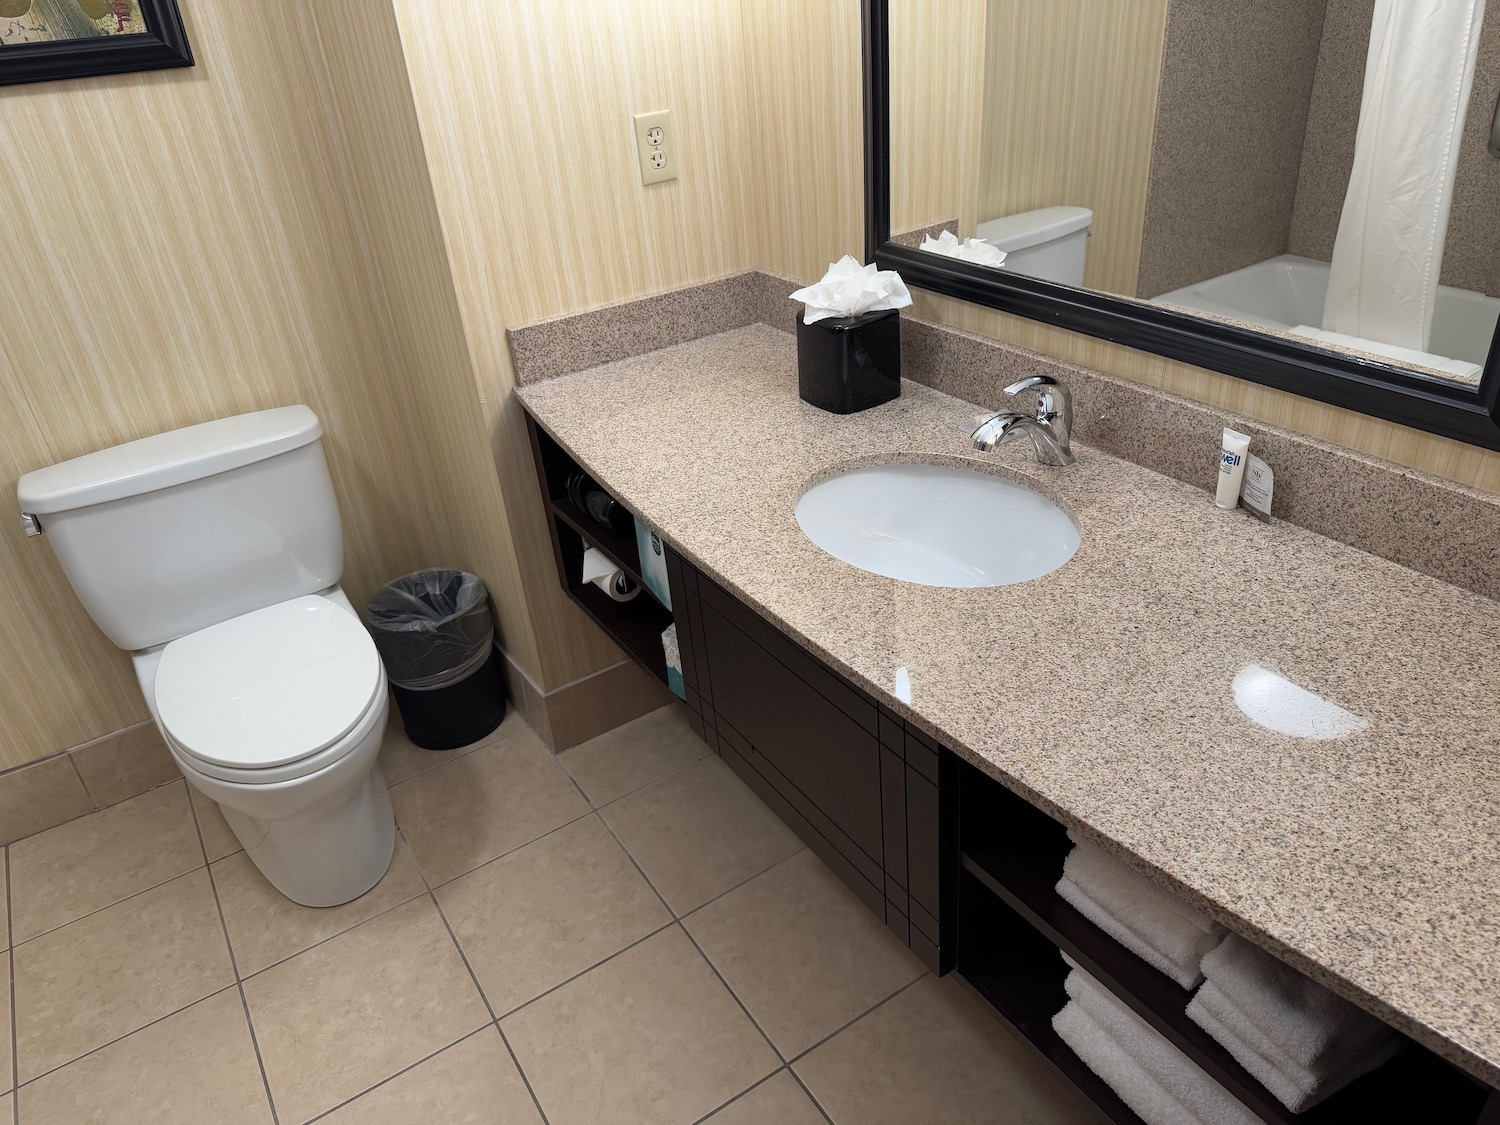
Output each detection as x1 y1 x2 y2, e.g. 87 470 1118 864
795 309 901 414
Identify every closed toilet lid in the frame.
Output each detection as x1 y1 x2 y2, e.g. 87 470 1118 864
156 596 383 770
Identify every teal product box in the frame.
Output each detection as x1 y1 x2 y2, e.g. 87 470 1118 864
661 623 685 701
634 516 672 609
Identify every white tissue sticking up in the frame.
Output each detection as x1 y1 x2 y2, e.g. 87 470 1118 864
790 255 912 324
920 229 1008 268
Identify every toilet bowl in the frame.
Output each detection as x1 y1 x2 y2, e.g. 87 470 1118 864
134 590 395 906
16 405 399 908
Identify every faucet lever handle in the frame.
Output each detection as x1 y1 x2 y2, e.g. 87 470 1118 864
1002 375 1059 396
1004 374 1072 430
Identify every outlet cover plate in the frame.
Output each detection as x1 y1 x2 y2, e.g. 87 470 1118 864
632 110 675 186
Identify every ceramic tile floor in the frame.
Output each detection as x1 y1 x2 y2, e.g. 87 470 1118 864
0 703 1096 1125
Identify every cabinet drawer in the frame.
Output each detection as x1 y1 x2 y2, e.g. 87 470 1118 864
701 602 883 865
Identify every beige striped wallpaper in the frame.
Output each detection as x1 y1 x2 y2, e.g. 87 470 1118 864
5 0 1497 774
0 0 866 771
0 3 477 771
391 0 864 690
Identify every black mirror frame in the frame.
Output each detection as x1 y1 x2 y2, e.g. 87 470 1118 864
862 0 1500 452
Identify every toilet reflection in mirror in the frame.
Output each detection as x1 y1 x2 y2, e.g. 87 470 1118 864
890 0 1497 384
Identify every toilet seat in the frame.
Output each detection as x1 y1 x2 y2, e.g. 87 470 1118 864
156 595 383 781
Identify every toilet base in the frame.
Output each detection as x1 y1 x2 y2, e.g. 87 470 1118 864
220 765 395 907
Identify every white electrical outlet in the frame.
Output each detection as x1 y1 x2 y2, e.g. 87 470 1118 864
632 110 675 186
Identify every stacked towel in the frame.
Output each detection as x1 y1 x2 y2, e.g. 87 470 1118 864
1055 1002 1203 1125
1056 836 1224 988
1058 958 1260 1125
1187 934 1405 1112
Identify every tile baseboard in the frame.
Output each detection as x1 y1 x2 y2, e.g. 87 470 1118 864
0 721 181 847
500 650 675 752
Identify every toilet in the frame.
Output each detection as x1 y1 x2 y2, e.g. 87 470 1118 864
975 205 1094 286
16 405 394 907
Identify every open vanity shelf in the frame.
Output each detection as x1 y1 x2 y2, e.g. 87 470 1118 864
527 417 673 685
954 759 1493 1125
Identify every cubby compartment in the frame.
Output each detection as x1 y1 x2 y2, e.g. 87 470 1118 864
527 415 672 685
955 760 1491 1125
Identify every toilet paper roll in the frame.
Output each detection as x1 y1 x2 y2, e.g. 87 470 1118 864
582 547 640 603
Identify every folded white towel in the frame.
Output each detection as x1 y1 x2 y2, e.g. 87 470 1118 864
1200 934 1399 1070
1197 979 1402 1084
1065 840 1222 951
1054 1001 1202 1125
1058 876 1204 987
1187 982 1403 1113
1063 964 1260 1125
1055 843 1222 990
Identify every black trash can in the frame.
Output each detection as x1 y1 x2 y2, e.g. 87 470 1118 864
366 569 507 750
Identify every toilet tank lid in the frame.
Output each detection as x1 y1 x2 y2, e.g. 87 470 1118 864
18 405 322 515
975 206 1094 253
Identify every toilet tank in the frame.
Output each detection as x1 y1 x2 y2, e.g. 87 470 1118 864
975 206 1093 287
17 406 344 651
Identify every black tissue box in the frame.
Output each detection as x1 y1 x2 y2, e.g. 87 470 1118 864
796 309 901 414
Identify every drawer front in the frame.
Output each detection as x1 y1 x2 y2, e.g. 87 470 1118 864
701 603 883 865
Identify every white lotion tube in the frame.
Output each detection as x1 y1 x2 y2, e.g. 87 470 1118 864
1216 428 1251 509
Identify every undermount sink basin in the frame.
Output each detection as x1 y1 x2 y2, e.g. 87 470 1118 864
795 463 1079 588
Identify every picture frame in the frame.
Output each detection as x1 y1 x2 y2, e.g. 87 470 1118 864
0 0 191 87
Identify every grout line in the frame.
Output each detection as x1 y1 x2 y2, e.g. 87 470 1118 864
8 782 206 948
495 1021 552 1125
231 880 428 983
66 748 104 813
786 972 931 1067
677 920 786 1065
412 839 498 1025
232 803 596 989
190 792 280 1125
491 919 678 1023
63 751 105 814
402 829 552 1125
574 745 717 812
14 984 243 1090
788 1066 837 1125
688 1067 790 1125
589 804 676 918
675 845 809 924
301 1026 499 1124
11 866 208 951
7 848 18 1125
423 806 597 894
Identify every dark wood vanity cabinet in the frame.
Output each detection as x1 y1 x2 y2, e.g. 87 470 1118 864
669 551 956 974
526 413 955 973
525 410 1496 1125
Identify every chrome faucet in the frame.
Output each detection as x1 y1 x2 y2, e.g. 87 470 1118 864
971 375 1074 466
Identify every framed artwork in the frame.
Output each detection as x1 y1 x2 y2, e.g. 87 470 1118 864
0 0 191 87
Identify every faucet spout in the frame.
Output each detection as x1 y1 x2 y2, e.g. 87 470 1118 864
970 374 1074 466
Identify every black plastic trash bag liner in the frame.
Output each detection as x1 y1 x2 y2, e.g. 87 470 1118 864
365 569 494 691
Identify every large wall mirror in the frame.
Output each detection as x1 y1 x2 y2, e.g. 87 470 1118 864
865 0 1500 449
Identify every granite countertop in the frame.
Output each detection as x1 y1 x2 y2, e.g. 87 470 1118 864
517 324 1500 1087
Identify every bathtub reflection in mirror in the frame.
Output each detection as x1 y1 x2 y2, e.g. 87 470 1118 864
889 0 1499 385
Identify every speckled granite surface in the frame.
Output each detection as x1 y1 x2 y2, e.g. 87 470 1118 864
518 325 1500 1088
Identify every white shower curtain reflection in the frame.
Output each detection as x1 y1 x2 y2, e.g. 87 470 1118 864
1323 0 1486 353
